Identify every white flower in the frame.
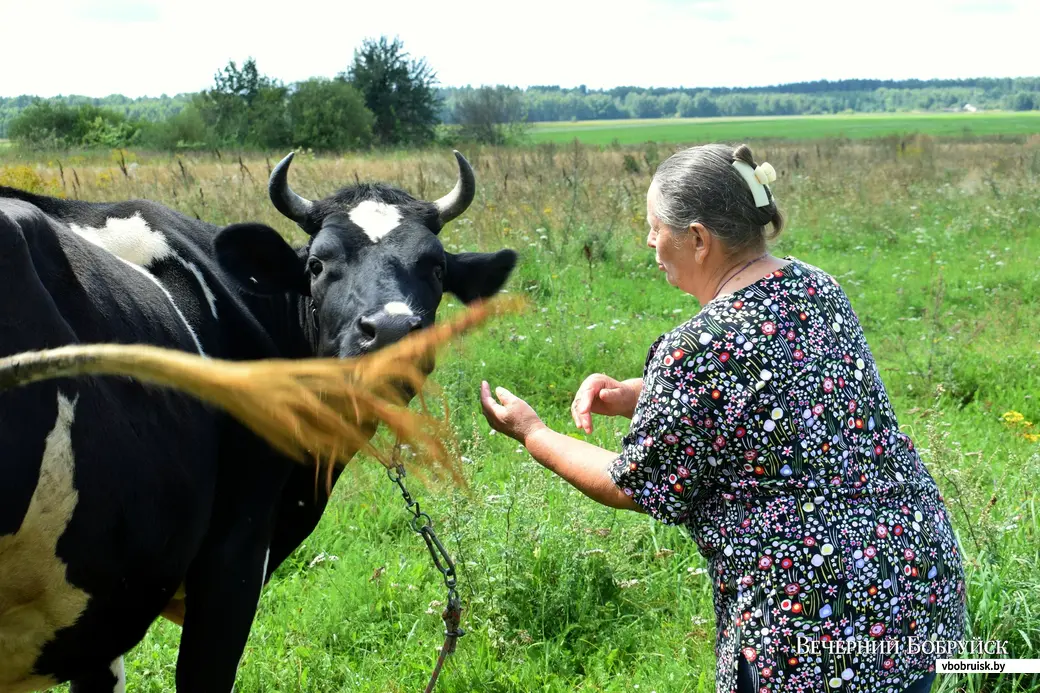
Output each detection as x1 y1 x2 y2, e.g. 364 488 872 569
308 552 340 568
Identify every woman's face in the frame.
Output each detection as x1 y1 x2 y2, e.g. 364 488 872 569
646 187 699 291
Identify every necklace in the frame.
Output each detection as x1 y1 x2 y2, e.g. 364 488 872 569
711 253 769 301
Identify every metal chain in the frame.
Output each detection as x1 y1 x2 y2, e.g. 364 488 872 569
386 444 464 692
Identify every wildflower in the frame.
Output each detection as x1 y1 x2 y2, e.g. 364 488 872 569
308 552 340 568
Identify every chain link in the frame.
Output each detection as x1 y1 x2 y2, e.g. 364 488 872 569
386 443 465 688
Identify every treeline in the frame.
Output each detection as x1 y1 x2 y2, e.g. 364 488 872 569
0 93 192 141
3 39 1038 150
3 37 437 151
438 79 1040 123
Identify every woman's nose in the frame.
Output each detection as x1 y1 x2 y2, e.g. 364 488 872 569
646 231 656 248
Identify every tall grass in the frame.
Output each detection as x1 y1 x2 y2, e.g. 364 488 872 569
4 136 1039 691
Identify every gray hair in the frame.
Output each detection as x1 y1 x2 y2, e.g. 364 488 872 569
650 143 784 252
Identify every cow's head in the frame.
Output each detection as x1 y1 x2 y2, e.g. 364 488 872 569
215 151 516 358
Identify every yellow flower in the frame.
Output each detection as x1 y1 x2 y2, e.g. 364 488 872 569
1002 411 1025 424
1024 433 1040 443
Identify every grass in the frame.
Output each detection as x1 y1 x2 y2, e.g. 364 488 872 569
4 137 1040 692
528 112 1040 145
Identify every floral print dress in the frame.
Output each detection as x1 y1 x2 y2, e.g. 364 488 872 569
610 258 967 693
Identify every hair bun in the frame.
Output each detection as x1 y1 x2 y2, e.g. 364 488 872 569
733 144 756 167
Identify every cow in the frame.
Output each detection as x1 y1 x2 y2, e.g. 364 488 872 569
0 151 516 693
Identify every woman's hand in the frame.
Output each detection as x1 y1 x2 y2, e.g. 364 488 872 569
480 381 547 443
479 381 642 513
571 374 642 434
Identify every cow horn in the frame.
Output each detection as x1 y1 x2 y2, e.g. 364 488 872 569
269 152 314 229
433 150 475 227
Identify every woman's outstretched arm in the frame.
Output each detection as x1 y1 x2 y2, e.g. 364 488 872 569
480 381 642 512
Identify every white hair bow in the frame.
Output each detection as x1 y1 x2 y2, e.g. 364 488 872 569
753 162 776 186
731 160 777 207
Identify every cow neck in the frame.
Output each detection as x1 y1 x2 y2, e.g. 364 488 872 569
237 291 315 359
298 294 320 356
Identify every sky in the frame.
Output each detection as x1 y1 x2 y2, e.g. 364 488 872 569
3 0 1038 98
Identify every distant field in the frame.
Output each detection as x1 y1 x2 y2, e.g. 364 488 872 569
528 112 1040 145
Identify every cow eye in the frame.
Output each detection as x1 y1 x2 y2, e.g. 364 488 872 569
308 258 324 277
433 264 444 283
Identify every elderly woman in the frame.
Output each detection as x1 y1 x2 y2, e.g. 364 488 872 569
480 143 967 693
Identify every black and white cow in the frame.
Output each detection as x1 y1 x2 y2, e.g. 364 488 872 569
0 151 516 693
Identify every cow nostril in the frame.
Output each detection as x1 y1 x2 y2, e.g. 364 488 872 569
408 316 422 331
358 316 377 341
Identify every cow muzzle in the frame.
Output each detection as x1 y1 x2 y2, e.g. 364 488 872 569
352 309 423 355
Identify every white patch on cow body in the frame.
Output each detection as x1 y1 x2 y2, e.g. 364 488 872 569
384 302 414 317
111 657 126 693
70 213 173 267
349 201 401 243
174 256 219 318
0 392 90 693
69 222 205 355
115 259 206 355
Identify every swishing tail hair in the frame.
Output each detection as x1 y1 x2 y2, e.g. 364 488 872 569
0 295 526 487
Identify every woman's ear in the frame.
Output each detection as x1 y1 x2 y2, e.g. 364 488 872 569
689 222 712 264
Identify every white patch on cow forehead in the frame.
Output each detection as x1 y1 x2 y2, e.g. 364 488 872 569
384 302 414 316
70 213 172 266
349 200 402 243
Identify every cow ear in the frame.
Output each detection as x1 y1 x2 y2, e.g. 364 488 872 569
444 249 517 304
214 223 309 296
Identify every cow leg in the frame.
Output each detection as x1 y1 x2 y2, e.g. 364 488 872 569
69 658 125 693
175 523 270 692
175 436 285 693
265 465 344 581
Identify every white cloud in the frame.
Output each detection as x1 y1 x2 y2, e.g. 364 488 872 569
4 0 1038 97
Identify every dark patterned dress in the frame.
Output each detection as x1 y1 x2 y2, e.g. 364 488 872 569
610 258 967 693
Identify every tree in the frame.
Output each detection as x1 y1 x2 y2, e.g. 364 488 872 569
8 102 82 147
137 105 210 150
345 36 440 146
287 78 374 151
1009 92 1036 111
8 101 140 148
194 58 290 148
452 86 527 145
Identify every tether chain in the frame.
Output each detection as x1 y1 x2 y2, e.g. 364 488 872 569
386 444 464 693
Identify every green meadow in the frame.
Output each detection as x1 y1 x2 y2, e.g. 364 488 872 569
3 135 1039 692
529 112 1040 146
